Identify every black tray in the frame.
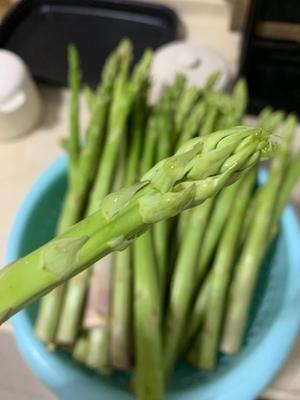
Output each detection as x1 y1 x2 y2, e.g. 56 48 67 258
239 0 300 115
0 0 182 87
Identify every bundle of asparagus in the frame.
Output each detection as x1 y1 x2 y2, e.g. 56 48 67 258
0 40 299 400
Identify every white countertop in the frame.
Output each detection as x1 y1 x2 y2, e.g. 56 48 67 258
1 1 300 399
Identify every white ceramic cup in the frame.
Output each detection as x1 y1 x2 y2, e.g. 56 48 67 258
0 50 43 140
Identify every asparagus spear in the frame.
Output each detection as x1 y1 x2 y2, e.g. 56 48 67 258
0 127 272 327
175 80 230 245
177 102 206 147
83 47 153 372
221 115 297 354
178 71 220 142
179 81 249 357
241 109 286 243
36 42 130 345
86 40 133 208
174 86 200 141
162 131 273 380
83 86 96 112
152 88 176 299
110 250 132 370
195 180 240 285
131 90 169 399
182 272 211 353
52 40 129 347
163 197 214 375
197 169 256 370
168 73 187 105
231 78 248 121
189 79 247 284
200 106 219 136
275 153 300 220
258 106 273 127
205 91 234 114
35 44 82 344
202 71 221 92
110 80 150 370
133 231 164 399
262 110 285 132
164 85 248 377
82 255 113 373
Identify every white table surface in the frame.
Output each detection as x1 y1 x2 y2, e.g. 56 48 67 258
1 1 300 399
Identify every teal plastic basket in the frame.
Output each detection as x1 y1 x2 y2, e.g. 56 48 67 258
6 156 300 400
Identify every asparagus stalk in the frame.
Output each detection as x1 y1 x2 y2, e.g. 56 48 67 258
182 272 211 353
190 141 300 367
84 47 153 372
178 78 241 241
174 86 200 141
168 73 187 105
180 81 249 359
131 90 170 398
86 40 133 208
195 181 240 285
164 86 248 377
275 153 300 220
67 44 81 171
110 249 132 370
83 85 96 112
241 109 286 243
0 127 273 326
232 78 248 120
162 129 273 381
177 102 206 147
262 110 285 132
205 91 234 115
181 70 219 134
110 81 150 370
163 197 214 375
227 79 248 124
200 106 219 136
83 255 113 374
197 169 256 370
221 115 297 354
53 40 129 347
36 42 129 346
35 44 82 344
133 231 164 399
152 88 176 299
258 106 273 127
202 71 221 91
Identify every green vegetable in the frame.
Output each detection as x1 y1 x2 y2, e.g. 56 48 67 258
131 88 168 399
163 198 213 377
177 101 206 147
183 273 211 353
133 231 164 399
200 106 219 136
195 182 240 285
174 86 200 141
35 44 83 344
152 87 175 299
83 46 153 372
275 153 300 220
0 127 272 326
221 115 297 354
53 40 131 347
197 170 256 370
110 70 150 370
